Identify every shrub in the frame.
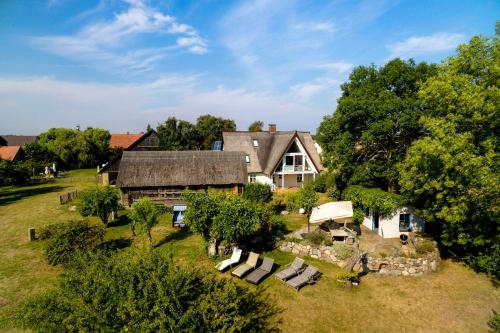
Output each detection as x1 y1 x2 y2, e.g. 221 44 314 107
0 160 31 186
38 222 68 240
284 191 300 212
44 220 105 266
332 243 355 259
306 230 328 246
243 183 272 203
416 240 435 255
488 311 500 333
352 208 364 224
270 193 286 213
77 186 120 226
327 187 341 200
298 183 318 218
17 251 281 332
335 272 359 287
129 197 159 245
311 172 336 193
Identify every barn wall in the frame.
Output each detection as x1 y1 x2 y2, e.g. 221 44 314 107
121 184 244 207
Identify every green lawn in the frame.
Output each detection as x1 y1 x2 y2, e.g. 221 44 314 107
0 173 499 332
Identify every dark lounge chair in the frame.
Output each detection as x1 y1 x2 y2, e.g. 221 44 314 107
285 265 321 291
246 257 274 285
275 257 305 282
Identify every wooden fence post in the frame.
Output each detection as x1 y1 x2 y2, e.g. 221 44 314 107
28 227 36 241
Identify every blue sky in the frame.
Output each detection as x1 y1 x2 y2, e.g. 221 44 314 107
0 0 498 134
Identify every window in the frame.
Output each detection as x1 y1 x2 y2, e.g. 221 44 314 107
249 175 256 183
294 155 303 166
252 139 259 147
297 174 303 182
245 155 250 163
212 141 222 151
364 207 370 217
399 214 411 231
285 156 293 165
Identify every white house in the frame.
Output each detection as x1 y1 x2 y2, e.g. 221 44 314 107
362 206 425 238
222 124 324 189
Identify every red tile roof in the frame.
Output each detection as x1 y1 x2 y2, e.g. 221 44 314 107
109 133 144 149
0 146 21 161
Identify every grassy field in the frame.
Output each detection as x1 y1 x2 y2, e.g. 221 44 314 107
0 171 499 332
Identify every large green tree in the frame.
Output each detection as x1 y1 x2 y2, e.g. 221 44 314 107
37 127 110 169
399 29 499 277
182 191 261 251
156 115 236 150
195 114 236 150
317 59 437 192
156 117 199 150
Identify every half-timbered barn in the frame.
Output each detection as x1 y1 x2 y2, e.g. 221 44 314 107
116 150 248 207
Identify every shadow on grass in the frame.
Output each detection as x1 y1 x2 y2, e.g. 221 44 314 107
97 238 132 252
0 185 66 206
155 228 193 248
108 214 131 227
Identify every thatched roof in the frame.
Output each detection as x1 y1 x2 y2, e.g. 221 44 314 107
222 131 323 174
116 151 247 188
1 135 37 146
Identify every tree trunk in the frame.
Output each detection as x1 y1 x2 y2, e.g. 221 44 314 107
148 231 153 246
307 214 310 233
208 238 218 256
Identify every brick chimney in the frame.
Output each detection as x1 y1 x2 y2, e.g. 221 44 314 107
268 124 277 133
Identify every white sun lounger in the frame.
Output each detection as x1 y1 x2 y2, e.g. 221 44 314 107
215 247 242 271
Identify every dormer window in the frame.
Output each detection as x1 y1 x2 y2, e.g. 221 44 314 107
252 139 259 147
245 155 250 163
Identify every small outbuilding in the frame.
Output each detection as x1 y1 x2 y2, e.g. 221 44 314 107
362 206 424 239
116 150 248 207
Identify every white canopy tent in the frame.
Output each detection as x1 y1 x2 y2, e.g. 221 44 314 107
309 201 353 225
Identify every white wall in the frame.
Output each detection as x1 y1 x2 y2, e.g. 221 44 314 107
363 207 425 239
255 173 273 186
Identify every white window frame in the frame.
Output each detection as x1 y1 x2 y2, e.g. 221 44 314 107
245 155 250 163
252 139 259 147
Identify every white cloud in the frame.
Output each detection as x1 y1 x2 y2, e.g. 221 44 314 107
314 62 353 74
292 21 335 33
388 32 464 59
0 76 326 134
34 0 207 74
289 78 341 102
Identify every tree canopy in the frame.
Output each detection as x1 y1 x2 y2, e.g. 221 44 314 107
77 186 120 226
156 114 236 151
182 191 261 247
37 127 110 169
399 29 499 277
317 59 438 192
129 197 160 245
17 250 280 332
248 120 264 131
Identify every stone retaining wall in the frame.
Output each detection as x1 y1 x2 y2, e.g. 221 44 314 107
278 240 440 276
366 250 440 276
278 241 349 267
